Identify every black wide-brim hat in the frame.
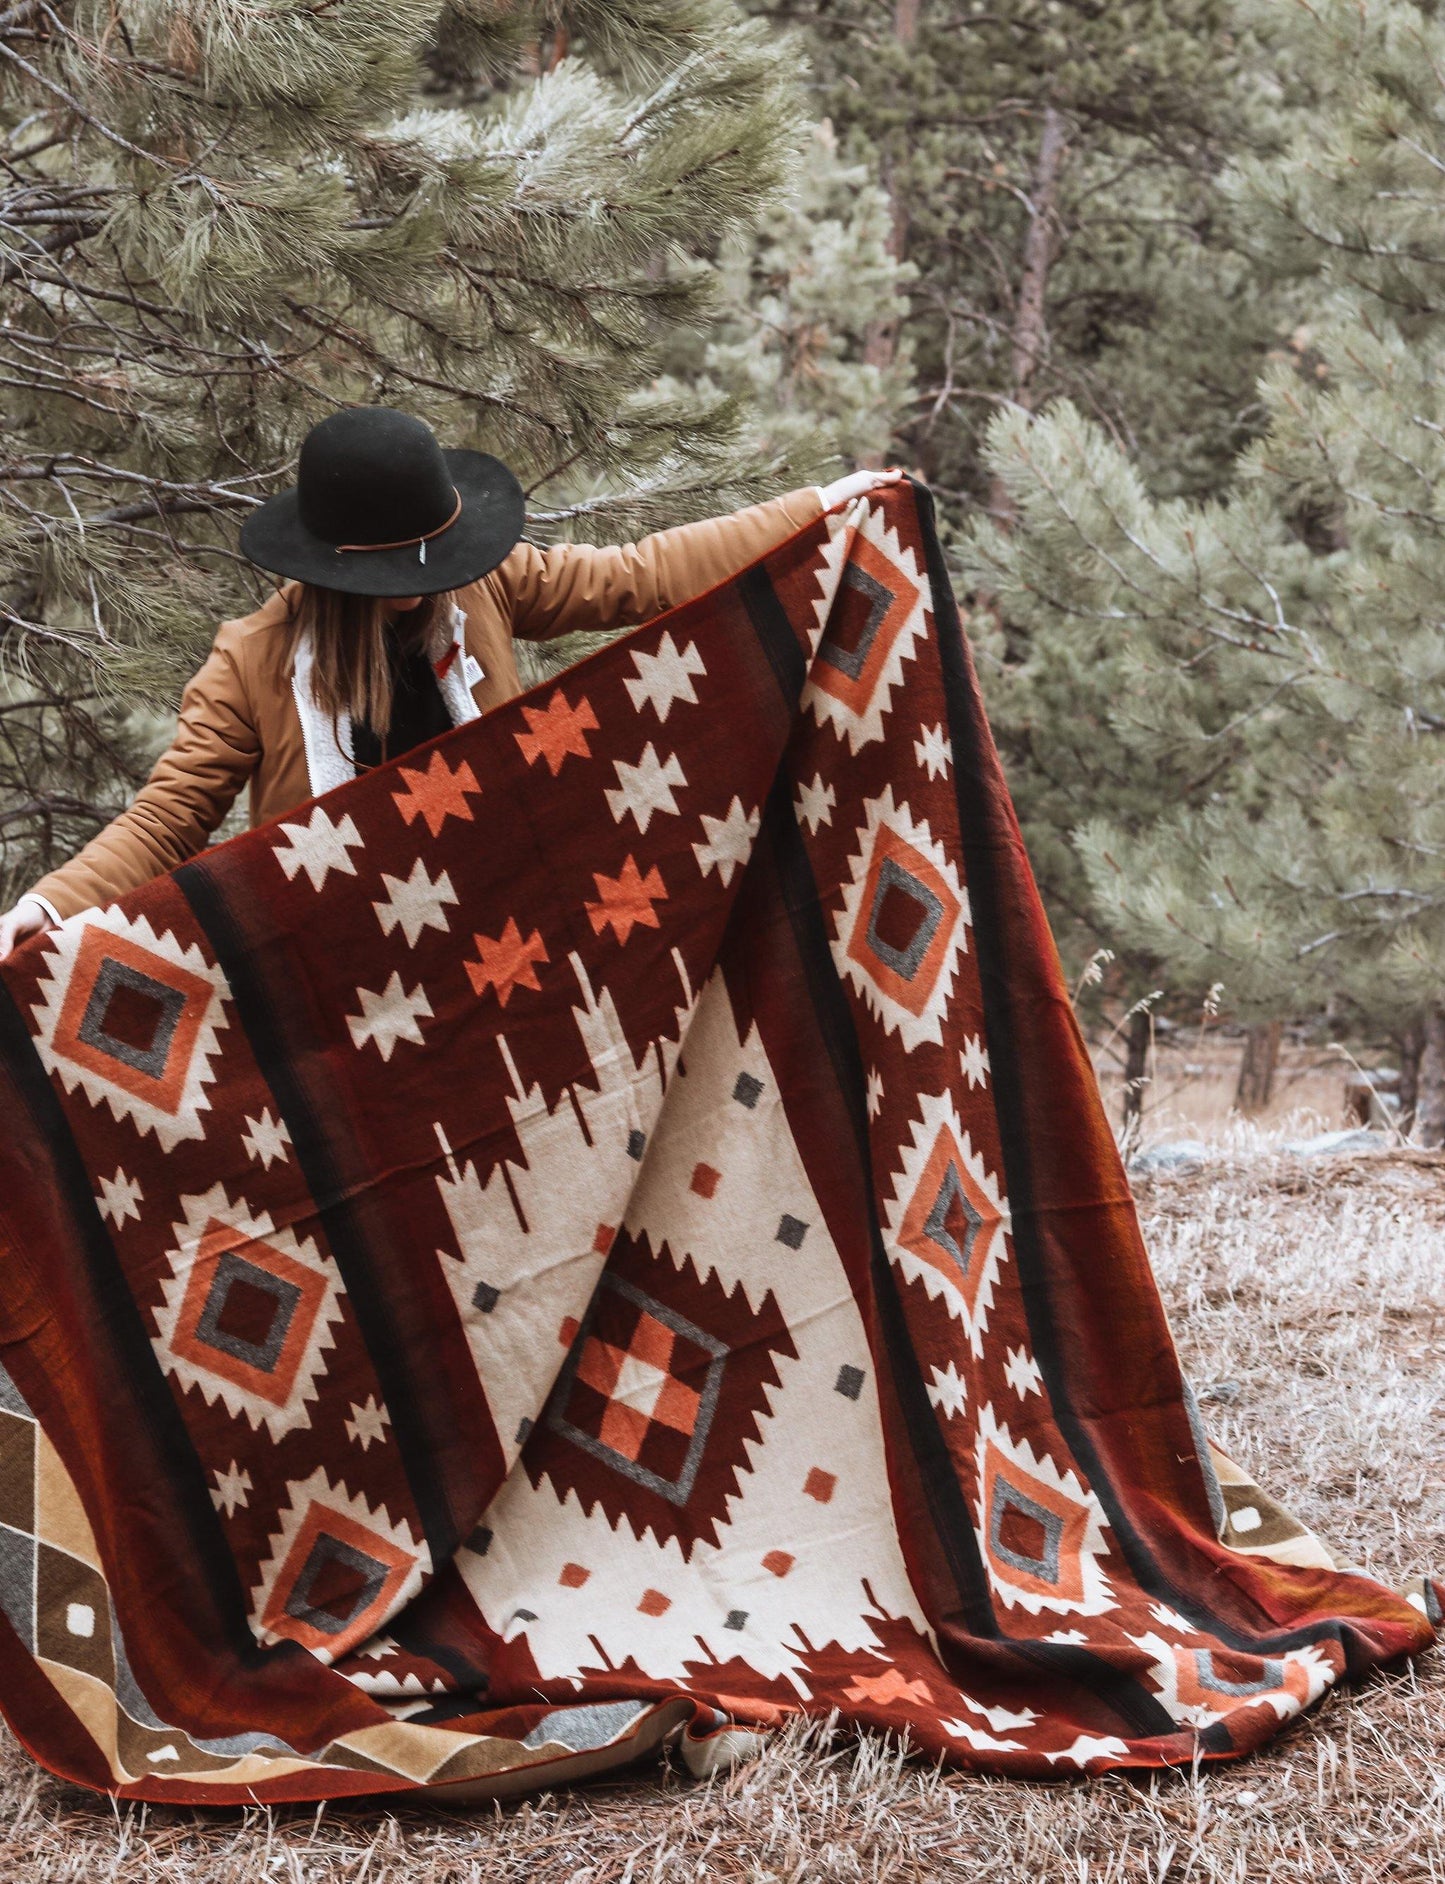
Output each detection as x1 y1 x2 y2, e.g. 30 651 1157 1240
239 406 526 597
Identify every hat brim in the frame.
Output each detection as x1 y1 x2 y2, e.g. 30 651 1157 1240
238 448 526 597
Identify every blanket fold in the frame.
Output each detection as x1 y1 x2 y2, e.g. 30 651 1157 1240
0 481 1433 1802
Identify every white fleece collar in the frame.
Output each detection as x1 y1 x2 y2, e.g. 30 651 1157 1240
290 601 480 799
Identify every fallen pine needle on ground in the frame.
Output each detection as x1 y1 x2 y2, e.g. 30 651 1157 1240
0 1135 1439 1882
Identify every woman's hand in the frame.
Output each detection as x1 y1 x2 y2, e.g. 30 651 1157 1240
0 896 56 962
818 467 906 510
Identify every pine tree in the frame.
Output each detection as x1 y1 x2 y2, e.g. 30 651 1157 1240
744 0 1286 513
733 0 1299 1126
964 0 1445 1134
662 119 915 480
0 1 802 896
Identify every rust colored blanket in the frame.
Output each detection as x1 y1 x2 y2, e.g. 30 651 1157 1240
0 483 1434 1803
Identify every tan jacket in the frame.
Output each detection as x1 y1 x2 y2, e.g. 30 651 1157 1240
32 489 824 921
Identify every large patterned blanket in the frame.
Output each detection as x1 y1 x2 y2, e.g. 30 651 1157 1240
0 483 1434 1804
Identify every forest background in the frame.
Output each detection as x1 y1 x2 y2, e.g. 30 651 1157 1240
3 0 1443 1141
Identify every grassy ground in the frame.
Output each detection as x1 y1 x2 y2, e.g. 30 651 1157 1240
1 1135 1440 1881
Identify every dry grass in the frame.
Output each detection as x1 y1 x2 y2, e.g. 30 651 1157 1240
1 1139 1441 1881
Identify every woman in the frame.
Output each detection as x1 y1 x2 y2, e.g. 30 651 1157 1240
0 407 896 956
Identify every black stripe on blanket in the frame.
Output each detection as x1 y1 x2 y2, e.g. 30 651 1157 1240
918 479 1342 1671
0 977 262 1659
738 553 1182 1741
175 859 461 1567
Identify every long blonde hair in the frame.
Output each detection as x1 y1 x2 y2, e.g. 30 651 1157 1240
281 585 452 735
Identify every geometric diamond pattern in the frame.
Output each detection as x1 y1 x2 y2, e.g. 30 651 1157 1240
151 1184 346 1441
803 499 931 752
1129 1630 1336 1731
988 1476 1066 1586
832 787 970 1051
544 1272 727 1507
77 955 188 1079
973 1404 1114 1618
29 911 230 1150
250 1467 427 1661
526 1228 797 1556
883 1090 1009 1355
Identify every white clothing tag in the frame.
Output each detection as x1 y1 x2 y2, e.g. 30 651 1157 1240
464 653 484 689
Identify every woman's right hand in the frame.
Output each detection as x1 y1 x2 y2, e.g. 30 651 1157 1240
0 896 56 961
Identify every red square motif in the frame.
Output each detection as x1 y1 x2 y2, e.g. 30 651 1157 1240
804 1468 836 1504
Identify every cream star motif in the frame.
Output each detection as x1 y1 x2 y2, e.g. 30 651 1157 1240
1045 1628 1088 1645
915 722 952 780
942 1693 1038 1750
1044 1733 1130 1768
345 1395 392 1450
940 1717 1026 1753
605 744 688 833
372 858 459 947
960 1034 990 1090
211 1461 253 1517
692 797 760 886
866 1066 884 1119
346 973 433 1061
241 1109 292 1170
272 805 366 891
926 1359 967 1418
795 772 836 834
95 1167 142 1229
625 631 707 721
353 1634 401 1662
1004 1345 1044 1400
954 1693 1038 1732
1149 1601 1197 1635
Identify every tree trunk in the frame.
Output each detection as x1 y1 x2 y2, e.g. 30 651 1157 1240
1233 1020 1282 1116
858 0 922 454
1415 1004 1445 1148
1396 1017 1424 1137
986 103 1068 524
1121 1003 1151 1129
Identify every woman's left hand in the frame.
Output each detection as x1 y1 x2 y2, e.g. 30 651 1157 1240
818 467 905 510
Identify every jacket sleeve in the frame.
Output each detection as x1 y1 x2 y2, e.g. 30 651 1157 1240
28 627 262 921
497 487 825 642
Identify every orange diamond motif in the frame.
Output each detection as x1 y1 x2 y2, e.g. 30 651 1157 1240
845 822 963 1019
168 1218 331 1411
981 1442 1092 1606
392 750 482 836
465 917 549 1007
803 1467 836 1504
896 1123 1003 1318
842 1666 933 1708
585 855 667 943
515 689 599 775
812 533 922 718
259 1498 417 1657
50 926 216 1116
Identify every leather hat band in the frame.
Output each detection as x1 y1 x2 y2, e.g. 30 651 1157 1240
333 487 463 564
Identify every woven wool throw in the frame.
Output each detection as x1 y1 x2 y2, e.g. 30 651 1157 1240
0 483 1435 1804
